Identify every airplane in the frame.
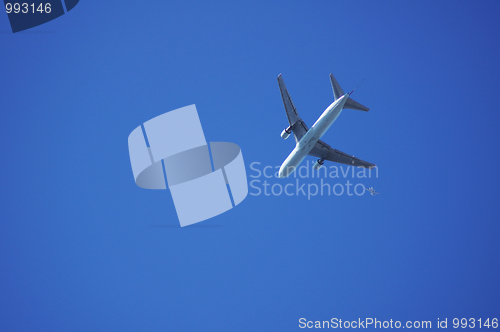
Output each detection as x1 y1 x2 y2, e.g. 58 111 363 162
366 187 379 196
278 73 376 178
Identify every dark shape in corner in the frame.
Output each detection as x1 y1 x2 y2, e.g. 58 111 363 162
4 0 79 33
64 0 79 12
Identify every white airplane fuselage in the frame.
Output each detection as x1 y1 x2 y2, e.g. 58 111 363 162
278 94 349 178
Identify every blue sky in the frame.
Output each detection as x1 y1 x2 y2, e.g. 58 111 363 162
1 1 499 331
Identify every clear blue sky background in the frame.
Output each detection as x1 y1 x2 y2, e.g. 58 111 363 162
1 1 499 331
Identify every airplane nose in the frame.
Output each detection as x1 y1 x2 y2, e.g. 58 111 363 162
278 166 287 178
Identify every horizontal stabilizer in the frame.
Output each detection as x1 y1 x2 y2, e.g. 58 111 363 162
330 73 369 111
344 97 370 112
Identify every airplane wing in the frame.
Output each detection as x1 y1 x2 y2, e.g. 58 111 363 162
277 74 308 142
309 140 376 169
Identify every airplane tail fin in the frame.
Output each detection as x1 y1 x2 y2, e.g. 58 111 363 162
329 73 370 112
329 73 345 101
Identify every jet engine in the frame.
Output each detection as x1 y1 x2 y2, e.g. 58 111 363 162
313 158 324 170
281 127 292 140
